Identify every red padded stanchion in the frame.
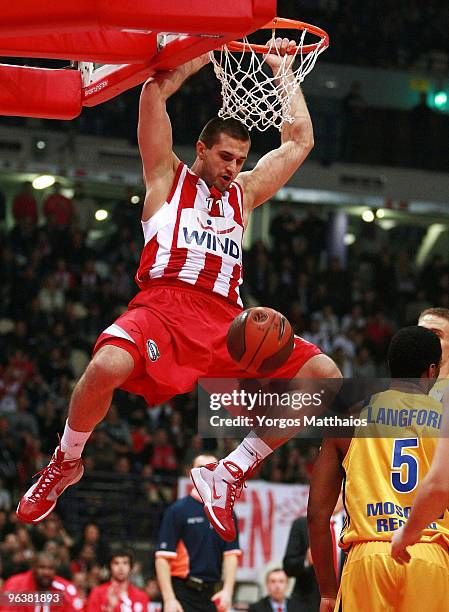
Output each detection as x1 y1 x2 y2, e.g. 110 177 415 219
0 65 82 119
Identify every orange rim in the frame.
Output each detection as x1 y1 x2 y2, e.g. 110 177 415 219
226 17 329 55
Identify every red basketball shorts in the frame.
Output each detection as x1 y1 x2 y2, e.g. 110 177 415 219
94 281 321 406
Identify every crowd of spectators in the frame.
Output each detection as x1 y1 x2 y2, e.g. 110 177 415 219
0 510 160 605
1 181 448 593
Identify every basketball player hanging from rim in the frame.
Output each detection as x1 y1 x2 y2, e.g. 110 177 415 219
17 38 341 540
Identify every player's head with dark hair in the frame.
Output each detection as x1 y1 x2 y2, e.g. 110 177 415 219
195 117 251 193
387 326 441 379
199 117 250 148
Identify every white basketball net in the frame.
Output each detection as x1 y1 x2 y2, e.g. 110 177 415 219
210 29 327 131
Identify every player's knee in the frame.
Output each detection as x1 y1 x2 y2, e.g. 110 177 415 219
85 345 134 389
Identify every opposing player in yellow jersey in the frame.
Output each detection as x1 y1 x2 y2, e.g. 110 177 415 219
308 326 449 612
391 307 449 564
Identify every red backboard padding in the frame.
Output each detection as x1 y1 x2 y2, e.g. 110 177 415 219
0 65 82 119
0 0 274 36
0 31 158 64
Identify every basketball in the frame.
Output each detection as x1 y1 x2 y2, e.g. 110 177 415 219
227 307 295 375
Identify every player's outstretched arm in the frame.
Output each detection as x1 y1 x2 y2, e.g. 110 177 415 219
308 439 344 605
391 399 449 563
238 37 313 210
138 54 210 220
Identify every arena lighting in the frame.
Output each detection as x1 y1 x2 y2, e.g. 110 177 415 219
130 195 140 204
344 233 356 245
36 140 46 150
378 219 397 230
32 174 55 190
433 90 448 109
95 209 108 221
362 209 375 223
375 208 385 219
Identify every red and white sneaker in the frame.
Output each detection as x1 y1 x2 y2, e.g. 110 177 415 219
191 458 259 542
17 448 84 524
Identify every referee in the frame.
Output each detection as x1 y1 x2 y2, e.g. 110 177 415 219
155 455 241 612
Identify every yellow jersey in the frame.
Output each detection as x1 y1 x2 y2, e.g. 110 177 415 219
340 387 449 549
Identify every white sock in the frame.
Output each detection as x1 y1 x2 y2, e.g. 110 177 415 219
216 434 272 480
60 421 92 459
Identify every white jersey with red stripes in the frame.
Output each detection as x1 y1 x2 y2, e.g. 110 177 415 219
136 162 244 306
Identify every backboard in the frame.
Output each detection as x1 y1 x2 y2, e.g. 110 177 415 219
0 0 276 119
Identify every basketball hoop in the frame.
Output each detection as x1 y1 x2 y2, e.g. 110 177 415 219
211 17 329 132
